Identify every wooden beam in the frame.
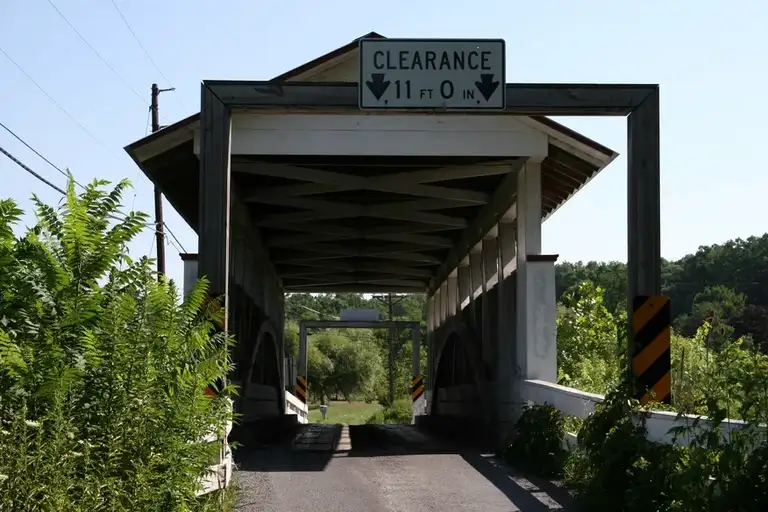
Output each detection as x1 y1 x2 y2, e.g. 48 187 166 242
265 229 454 248
258 209 467 228
232 160 516 184
282 242 441 258
278 263 433 278
205 81 657 115
273 251 441 265
627 86 661 383
244 195 466 212
198 85 231 302
283 276 427 288
285 284 426 293
429 159 526 294
245 180 488 204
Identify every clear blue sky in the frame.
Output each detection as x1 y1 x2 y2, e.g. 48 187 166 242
2 0 767 289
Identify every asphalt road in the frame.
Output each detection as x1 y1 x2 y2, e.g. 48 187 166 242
234 424 574 512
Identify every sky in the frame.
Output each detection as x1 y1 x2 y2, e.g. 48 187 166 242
1 0 767 289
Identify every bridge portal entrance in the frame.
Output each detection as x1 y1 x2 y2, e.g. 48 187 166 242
125 31 660 446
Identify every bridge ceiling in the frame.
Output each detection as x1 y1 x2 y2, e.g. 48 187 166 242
232 155 526 294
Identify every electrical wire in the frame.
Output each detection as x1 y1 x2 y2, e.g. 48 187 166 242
0 144 168 237
45 0 148 106
0 45 127 166
0 120 85 190
0 119 187 254
108 0 186 113
130 106 152 212
0 144 65 195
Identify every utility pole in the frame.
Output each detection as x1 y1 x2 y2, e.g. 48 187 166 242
150 83 175 280
373 293 407 404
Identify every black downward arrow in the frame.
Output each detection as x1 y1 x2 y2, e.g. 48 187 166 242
366 73 390 101
475 73 500 101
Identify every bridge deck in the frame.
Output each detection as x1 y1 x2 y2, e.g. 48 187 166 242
235 423 575 511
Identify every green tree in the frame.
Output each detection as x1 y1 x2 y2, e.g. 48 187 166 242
556 281 622 393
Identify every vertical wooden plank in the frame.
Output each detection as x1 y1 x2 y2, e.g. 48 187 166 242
469 250 483 335
457 264 471 314
481 237 498 370
426 294 434 390
198 84 232 330
627 87 661 381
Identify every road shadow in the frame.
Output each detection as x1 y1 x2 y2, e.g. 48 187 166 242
346 424 578 511
234 422 579 510
461 453 578 511
234 423 341 473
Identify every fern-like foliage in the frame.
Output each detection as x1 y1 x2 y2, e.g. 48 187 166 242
0 175 233 511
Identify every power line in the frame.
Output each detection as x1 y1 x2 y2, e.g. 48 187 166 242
108 0 185 113
0 45 128 167
164 223 187 253
0 120 188 255
45 0 148 106
1 143 186 255
0 144 65 195
0 120 85 190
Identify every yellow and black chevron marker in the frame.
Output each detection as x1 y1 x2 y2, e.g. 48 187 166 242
632 295 671 405
411 375 424 402
295 375 308 404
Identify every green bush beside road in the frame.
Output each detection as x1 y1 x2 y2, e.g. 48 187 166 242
0 178 234 511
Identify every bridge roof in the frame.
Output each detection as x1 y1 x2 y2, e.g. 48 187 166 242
125 33 618 294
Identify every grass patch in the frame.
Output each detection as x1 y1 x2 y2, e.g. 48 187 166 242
308 401 384 424
365 398 413 424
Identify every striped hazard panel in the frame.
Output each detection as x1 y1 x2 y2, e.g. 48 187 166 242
411 375 424 402
295 375 308 404
632 295 671 405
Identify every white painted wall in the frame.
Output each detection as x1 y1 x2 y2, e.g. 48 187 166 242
182 257 198 297
522 379 760 448
522 261 558 383
213 114 549 158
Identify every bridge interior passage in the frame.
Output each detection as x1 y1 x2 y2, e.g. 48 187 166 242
128 129 611 294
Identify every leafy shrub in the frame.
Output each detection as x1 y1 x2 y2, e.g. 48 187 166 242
366 398 412 424
0 178 234 511
501 403 567 477
564 387 768 511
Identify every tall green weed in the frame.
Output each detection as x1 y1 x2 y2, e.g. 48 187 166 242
0 177 234 511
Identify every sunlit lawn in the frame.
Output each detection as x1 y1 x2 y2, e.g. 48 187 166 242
307 400 384 424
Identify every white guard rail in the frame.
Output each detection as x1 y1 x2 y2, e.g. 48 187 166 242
285 390 309 424
197 414 233 496
522 379 758 448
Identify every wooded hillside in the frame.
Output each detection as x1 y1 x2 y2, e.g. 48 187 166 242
557 234 768 352
287 233 768 361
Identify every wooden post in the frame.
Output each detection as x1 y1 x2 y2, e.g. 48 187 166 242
627 87 661 387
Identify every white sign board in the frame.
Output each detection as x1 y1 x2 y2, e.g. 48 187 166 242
359 38 506 110
340 308 380 322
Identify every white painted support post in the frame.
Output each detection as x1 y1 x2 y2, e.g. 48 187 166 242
458 262 471 312
298 322 308 380
277 288 286 409
447 274 458 321
515 161 557 390
181 254 198 297
483 237 499 289
496 222 517 437
481 237 498 372
426 294 435 392
469 249 483 335
441 281 449 325
412 325 421 381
